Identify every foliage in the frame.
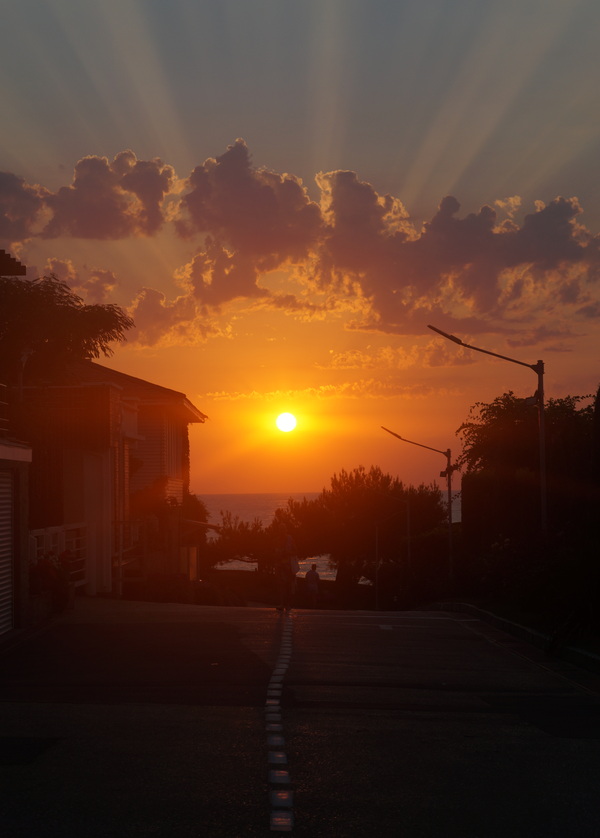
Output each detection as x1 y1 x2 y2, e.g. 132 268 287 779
204 466 446 601
130 482 210 555
457 390 596 535
457 390 594 478
457 388 600 626
182 491 209 524
274 465 446 587
204 511 273 571
0 274 134 385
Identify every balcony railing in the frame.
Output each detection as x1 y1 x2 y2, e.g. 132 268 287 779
30 523 87 587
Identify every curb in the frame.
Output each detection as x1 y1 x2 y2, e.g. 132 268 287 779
437 601 600 675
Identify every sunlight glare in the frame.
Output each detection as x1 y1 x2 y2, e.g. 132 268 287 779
276 412 297 432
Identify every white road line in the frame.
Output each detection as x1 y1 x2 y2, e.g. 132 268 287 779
270 810 294 832
270 790 294 807
268 613 295 832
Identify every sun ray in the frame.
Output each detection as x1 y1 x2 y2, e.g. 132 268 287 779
306 1 349 175
40 1 194 168
398 2 584 213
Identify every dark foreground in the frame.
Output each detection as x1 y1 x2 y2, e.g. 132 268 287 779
1 597 599 837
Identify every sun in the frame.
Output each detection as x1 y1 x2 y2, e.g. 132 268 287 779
276 412 297 432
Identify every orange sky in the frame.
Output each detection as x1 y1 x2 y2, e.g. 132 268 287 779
2 2 599 494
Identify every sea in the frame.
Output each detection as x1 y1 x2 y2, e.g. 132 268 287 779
198 491 320 529
197 491 336 580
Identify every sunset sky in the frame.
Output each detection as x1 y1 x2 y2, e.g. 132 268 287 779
2 0 599 494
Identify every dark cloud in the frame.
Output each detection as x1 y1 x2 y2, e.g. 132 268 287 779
2 141 599 343
127 286 202 346
42 152 174 239
266 293 323 316
316 183 598 331
0 171 46 244
501 197 585 269
317 170 413 284
44 257 117 304
506 323 577 348
177 139 322 266
83 268 118 304
44 256 78 286
112 151 175 235
576 301 600 319
408 197 498 308
179 240 267 310
315 174 509 320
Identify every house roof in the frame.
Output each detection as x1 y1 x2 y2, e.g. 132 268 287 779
62 360 208 424
0 249 26 276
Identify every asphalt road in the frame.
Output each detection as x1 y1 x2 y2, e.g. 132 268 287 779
1 598 599 837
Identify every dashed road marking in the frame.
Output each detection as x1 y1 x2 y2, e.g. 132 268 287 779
269 768 291 784
270 809 294 832
268 612 295 832
270 789 294 807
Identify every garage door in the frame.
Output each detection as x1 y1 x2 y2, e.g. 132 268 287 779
0 470 14 635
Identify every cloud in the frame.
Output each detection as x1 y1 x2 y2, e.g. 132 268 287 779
83 269 119 304
203 385 342 402
499 197 587 270
127 286 224 346
319 340 477 372
44 257 117 303
422 339 477 368
42 151 175 239
317 169 414 275
495 195 522 220
0 171 47 244
176 240 267 309
112 151 176 235
204 379 457 402
44 256 79 285
577 301 600 319
506 323 577 349
320 345 419 371
176 139 322 267
127 287 196 346
3 140 600 346
265 293 324 316
316 184 599 335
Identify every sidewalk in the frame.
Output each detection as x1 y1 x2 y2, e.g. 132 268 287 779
438 600 600 675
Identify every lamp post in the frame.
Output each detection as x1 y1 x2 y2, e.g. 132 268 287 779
381 426 455 583
427 324 547 537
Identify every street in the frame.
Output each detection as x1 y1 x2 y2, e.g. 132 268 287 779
1 598 599 836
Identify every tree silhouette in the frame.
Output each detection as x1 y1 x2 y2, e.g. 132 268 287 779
457 391 594 479
0 274 134 388
276 465 445 591
458 389 598 599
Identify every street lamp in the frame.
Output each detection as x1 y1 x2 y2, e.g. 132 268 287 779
427 324 547 536
381 426 455 583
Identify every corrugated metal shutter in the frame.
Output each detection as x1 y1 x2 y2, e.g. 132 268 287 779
0 470 14 635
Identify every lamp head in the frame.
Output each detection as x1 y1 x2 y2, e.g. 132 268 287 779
427 324 464 345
